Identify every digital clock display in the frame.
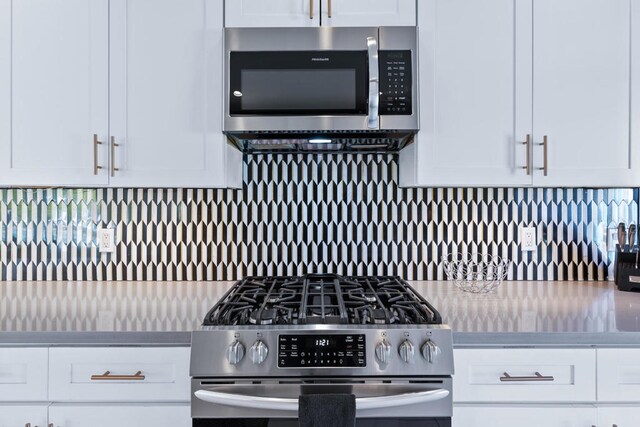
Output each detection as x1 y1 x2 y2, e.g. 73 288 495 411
278 334 366 368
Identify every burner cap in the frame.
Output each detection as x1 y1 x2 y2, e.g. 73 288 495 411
249 308 277 325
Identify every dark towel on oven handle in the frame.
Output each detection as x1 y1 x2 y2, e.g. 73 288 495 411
298 393 356 427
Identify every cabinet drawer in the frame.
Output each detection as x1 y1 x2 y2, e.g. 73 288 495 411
453 349 596 402
0 348 48 401
49 347 190 402
597 348 640 402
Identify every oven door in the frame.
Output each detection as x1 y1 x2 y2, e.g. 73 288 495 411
191 378 452 425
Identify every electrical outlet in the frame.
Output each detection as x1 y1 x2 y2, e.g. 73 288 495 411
520 226 537 252
98 228 115 253
607 227 619 251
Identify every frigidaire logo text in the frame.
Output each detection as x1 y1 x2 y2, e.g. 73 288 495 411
311 57 330 62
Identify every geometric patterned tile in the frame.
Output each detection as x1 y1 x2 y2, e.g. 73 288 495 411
0 154 637 281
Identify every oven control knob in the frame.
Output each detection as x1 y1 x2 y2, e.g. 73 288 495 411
249 340 269 365
225 340 245 365
421 339 440 363
398 339 415 363
375 339 392 364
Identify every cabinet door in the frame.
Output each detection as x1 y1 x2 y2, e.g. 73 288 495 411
0 0 109 187
322 0 416 27
0 405 48 427
48 404 190 427
532 0 640 186
0 348 48 402
225 0 319 28
399 0 533 187
453 405 597 427
598 406 640 427
110 0 240 188
597 349 640 402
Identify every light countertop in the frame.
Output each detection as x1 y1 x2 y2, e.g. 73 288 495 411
0 280 639 347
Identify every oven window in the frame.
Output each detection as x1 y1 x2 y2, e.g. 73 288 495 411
193 419 451 427
229 51 368 116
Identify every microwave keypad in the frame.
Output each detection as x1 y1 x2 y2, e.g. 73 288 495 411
379 50 412 115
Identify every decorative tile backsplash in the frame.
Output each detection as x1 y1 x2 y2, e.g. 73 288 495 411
0 154 637 281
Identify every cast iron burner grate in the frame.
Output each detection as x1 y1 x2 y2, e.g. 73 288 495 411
203 274 442 326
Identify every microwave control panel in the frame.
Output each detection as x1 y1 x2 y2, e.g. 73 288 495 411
379 50 412 115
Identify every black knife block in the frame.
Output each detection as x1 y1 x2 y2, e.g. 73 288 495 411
614 246 640 292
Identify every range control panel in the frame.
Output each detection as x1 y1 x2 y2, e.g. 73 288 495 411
278 334 366 368
379 50 412 115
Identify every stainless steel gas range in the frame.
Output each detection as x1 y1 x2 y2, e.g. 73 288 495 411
190 274 453 426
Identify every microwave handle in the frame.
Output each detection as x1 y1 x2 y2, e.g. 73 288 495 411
367 36 379 129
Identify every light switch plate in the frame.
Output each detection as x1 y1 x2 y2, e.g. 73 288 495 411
98 228 115 253
520 226 537 252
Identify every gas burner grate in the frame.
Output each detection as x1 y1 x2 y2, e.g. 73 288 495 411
203 274 442 326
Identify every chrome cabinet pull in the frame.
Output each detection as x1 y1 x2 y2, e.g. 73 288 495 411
537 135 548 176
93 134 103 175
309 0 313 19
521 134 531 175
499 371 554 382
110 136 120 177
327 0 332 17
90 370 145 381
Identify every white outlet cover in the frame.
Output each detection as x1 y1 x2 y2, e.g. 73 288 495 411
521 226 537 252
98 228 115 253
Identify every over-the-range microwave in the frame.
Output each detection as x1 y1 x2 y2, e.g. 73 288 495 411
223 26 418 153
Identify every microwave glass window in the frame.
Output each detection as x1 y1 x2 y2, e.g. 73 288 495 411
240 69 356 111
229 51 368 115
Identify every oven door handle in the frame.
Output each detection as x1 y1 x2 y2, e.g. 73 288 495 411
194 388 449 412
366 35 379 129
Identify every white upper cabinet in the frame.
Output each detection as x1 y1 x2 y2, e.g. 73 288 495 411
0 0 240 189
399 0 532 187
532 0 639 187
0 0 109 187
321 0 416 27
225 0 320 27
224 0 415 27
109 0 238 188
401 0 640 188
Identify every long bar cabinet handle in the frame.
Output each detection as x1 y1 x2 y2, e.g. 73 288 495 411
521 134 531 175
537 135 548 176
499 371 554 382
90 370 145 381
328 0 332 17
110 136 120 177
93 134 103 175
309 0 313 19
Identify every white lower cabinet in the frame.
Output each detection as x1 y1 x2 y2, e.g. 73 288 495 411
48 403 190 427
453 405 597 427
0 404 48 427
597 349 640 402
597 406 640 427
0 346 191 426
453 348 596 403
